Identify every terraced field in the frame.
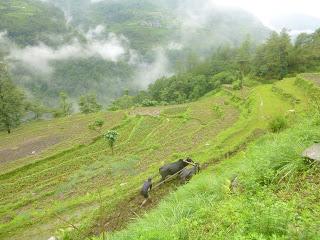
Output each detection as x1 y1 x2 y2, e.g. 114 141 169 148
0 77 310 240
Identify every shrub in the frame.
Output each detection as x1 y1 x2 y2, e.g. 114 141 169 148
104 130 119 154
141 99 158 107
212 104 224 118
210 71 235 85
88 119 105 133
232 80 242 90
269 116 288 133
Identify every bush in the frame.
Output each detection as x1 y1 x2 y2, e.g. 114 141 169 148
88 119 104 133
269 116 288 133
104 130 119 154
210 71 235 85
141 99 158 107
232 80 242 90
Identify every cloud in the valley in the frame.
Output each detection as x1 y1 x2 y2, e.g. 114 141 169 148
3 26 128 74
134 48 172 89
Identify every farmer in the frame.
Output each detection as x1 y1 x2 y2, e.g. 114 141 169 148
140 177 152 207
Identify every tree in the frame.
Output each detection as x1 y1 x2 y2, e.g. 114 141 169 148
54 91 72 118
278 29 292 79
0 63 25 133
79 93 102 114
25 101 47 120
253 30 293 80
104 130 118 155
88 119 104 133
236 35 254 88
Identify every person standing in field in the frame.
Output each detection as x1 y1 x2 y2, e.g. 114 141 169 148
140 177 152 207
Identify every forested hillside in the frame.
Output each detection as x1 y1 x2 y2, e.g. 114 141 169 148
110 28 320 109
0 0 77 46
0 0 269 107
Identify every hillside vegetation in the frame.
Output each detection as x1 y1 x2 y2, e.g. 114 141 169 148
0 0 75 46
0 0 270 106
103 74 320 240
0 74 318 240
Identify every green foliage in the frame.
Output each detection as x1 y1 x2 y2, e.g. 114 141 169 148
0 63 25 133
291 29 320 72
146 74 214 104
54 91 73 118
0 0 73 46
88 119 104 133
104 130 119 154
232 80 242 90
141 99 158 107
0 0 271 106
210 71 235 85
118 28 320 108
269 116 288 133
24 101 47 120
212 104 224 118
109 94 136 111
79 93 102 114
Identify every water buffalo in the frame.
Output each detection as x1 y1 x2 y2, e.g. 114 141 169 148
180 163 200 184
159 158 194 181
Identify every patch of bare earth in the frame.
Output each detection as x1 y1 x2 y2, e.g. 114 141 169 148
0 136 62 164
128 107 161 117
302 73 320 86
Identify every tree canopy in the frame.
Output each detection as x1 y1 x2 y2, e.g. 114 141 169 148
0 63 25 133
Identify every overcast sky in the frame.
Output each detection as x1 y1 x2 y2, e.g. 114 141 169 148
212 0 320 27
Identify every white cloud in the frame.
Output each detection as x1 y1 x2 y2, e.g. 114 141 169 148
168 42 183 50
6 26 128 74
90 0 105 3
134 48 172 88
0 31 7 40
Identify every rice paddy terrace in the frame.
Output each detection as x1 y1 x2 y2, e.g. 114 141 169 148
0 76 313 240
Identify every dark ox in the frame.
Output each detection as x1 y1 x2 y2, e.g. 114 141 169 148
180 163 200 184
159 158 194 181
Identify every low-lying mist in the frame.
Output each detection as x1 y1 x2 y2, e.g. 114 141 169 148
0 0 271 108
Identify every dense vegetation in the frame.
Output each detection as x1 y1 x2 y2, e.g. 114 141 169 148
0 63 25 133
0 0 269 107
0 0 76 47
111 29 320 108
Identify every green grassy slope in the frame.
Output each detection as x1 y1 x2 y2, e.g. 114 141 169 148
102 76 320 240
107 118 320 240
0 77 313 240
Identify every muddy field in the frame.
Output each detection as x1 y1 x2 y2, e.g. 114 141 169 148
0 136 62 164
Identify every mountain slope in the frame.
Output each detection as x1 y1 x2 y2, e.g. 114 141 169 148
0 75 314 240
0 0 270 106
0 0 77 47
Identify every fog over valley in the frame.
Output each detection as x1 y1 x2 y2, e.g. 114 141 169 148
0 0 318 107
